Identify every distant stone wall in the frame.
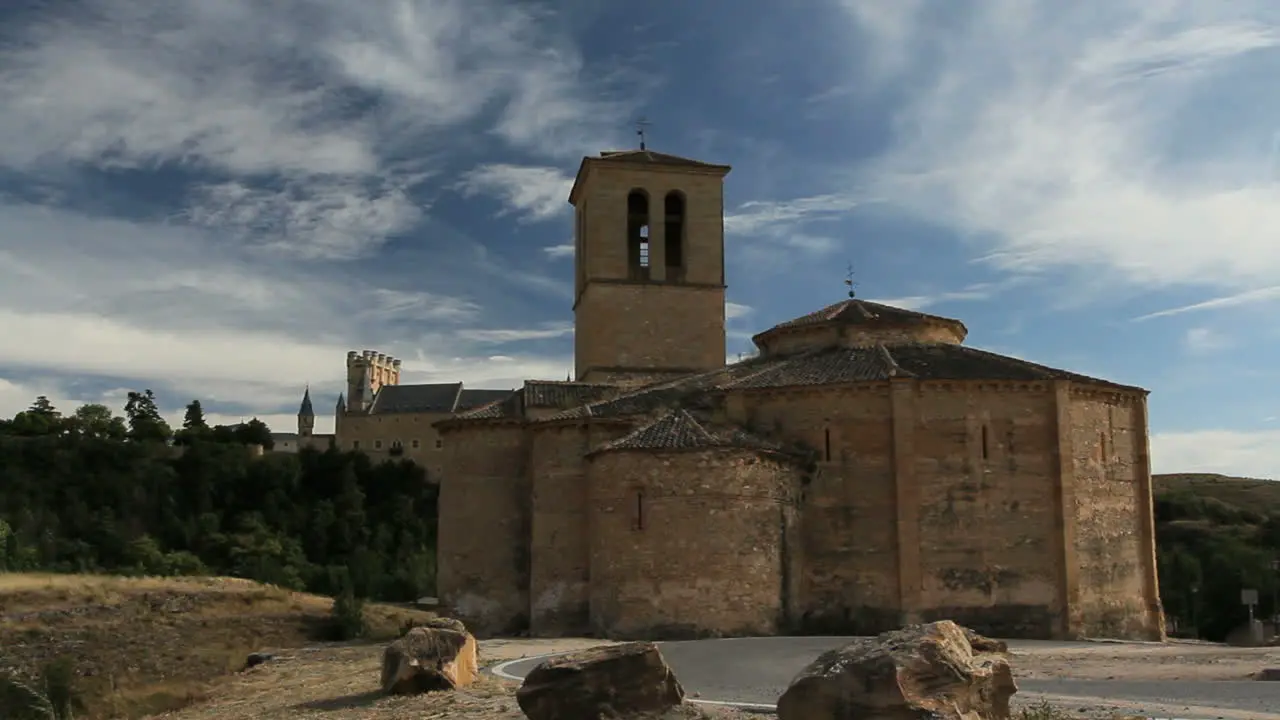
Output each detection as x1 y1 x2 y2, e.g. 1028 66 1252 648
756 322 965 357
435 422 530 637
587 448 800 639
337 411 450 481
1068 388 1164 640
528 422 592 637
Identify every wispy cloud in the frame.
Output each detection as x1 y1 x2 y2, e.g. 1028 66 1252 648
864 283 1001 312
1183 326 1231 355
1133 286 1280 321
455 323 574 344
456 164 573 222
842 1 1280 293
542 242 574 259
725 302 753 320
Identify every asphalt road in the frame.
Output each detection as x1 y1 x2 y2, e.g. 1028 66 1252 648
495 636 1280 719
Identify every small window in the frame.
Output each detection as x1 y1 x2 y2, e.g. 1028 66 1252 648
374 440 383 449
411 439 420 449
352 440 360 450
824 427 831 462
632 489 645 531
436 439 443 449
981 425 989 460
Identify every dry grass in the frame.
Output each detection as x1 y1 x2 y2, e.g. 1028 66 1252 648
149 643 756 720
0 573 438 719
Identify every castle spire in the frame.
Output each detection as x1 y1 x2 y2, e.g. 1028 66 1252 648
298 385 315 417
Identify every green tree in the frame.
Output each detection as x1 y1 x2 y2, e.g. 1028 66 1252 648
9 396 63 436
66 404 127 440
233 418 273 450
124 390 171 443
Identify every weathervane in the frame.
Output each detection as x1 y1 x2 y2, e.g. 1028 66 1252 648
635 117 652 150
844 263 858 299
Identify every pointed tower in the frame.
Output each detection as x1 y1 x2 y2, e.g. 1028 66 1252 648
568 148 731 383
297 386 315 437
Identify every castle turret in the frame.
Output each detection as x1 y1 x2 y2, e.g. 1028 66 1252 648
297 386 315 437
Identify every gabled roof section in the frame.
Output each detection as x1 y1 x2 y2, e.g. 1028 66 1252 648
590 408 785 456
369 383 462 414
568 148 732 206
544 357 779 422
441 389 524 424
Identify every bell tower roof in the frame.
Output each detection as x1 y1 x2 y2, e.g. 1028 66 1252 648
298 386 315 417
568 148 731 206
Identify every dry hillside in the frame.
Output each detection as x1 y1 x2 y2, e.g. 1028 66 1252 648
0 573 437 718
1154 472 1280 513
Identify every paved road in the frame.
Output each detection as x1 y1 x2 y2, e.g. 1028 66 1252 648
495 636 1280 719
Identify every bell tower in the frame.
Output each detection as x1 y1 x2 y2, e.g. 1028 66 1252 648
568 148 731 383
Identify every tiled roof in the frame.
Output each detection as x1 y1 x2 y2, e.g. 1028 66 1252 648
592 408 784 455
757 299 965 336
449 389 524 422
596 149 729 169
545 358 777 421
524 381 615 409
457 389 515 411
726 344 1145 392
370 383 463 414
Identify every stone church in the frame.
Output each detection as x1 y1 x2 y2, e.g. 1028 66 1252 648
429 147 1165 643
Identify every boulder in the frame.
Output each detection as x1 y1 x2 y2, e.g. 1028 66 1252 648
777 620 1017 720
380 625 478 695
516 641 685 720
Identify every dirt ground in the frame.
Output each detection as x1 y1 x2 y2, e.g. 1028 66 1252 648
147 636 1280 720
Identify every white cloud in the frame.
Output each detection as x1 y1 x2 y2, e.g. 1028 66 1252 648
543 242 575 259
455 323 574 344
1152 429 1280 478
725 302 753 320
1183 327 1231 354
724 194 867 238
842 1 1280 293
865 283 1000 312
456 164 574 222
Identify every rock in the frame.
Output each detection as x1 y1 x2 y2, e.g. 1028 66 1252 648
516 641 685 720
1255 668 1280 681
777 620 1017 720
244 652 276 669
379 625 478 695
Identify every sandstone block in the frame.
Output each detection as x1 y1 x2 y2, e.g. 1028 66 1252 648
379 625 478 695
777 620 1017 720
516 641 685 720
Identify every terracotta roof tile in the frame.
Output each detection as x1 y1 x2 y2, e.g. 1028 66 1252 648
593 408 784 454
523 381 616 409
759 299 962 336
596 150 729 169
457 389 515 411
544 358 778 421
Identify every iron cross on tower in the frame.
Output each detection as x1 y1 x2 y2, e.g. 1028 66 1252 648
635 118 651 150
844 263 858 299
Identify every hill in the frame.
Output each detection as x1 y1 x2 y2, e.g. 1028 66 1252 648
1154 473 1280 516
0 573 438 718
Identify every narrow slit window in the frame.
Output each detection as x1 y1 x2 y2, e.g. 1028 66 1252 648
1099 431 1106 461
824 427 831 462
981 425 989 460
633 490 645 531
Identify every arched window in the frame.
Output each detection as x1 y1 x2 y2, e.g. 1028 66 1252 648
664 191 685 281
627 189 650 280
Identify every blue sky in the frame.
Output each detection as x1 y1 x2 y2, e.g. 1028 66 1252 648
1 0 1279 477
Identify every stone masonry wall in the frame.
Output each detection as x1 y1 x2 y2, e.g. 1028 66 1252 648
1069 391 1162 639
574 281 725 381
586 448 799 639
435 423 530 637
528 422 592 636
912 383 1062 638
736 385 900 633
337 411 451 481
757 323 964 357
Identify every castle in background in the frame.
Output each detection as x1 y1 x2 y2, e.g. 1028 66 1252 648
269 350 510 482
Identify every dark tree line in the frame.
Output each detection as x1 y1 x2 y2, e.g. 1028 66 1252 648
0 395 438 602
1156 491 1280 642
